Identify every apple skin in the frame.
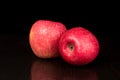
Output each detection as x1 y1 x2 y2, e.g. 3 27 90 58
29 20 66 58
58 27 99 65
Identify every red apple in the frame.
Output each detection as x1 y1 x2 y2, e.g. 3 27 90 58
29 20 66 58
58 27 99 65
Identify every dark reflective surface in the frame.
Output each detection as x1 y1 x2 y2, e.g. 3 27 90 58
0 35 120 80
31 59 98 80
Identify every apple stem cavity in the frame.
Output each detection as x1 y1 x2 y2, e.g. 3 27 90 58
67 43 74 51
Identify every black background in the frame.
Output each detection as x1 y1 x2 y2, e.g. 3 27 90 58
1 5 119 57
0 2 120 80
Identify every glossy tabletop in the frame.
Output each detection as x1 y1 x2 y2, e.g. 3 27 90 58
0 34 120 80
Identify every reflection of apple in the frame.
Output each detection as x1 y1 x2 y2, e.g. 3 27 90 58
62 67 98 80
31 59 62 80
59 27 99 65
31 59 98 80
29 20 66 58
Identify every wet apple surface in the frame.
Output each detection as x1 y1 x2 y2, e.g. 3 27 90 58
0 34 119 80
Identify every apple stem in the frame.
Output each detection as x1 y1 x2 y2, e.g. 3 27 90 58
68 43 74 51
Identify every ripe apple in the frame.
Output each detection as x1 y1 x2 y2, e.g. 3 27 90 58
29 20 66 58
58 27 99 65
